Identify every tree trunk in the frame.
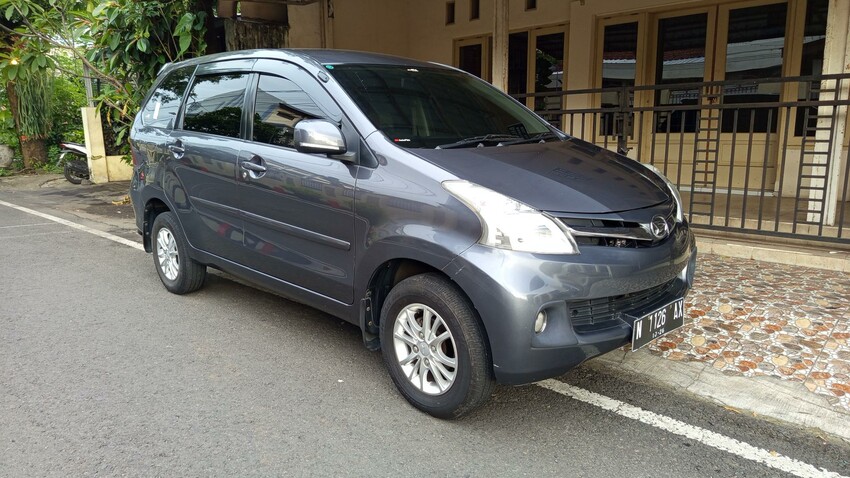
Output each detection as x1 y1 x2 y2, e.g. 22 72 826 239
6 80 47 169
224 18 289 50
20 138 47 169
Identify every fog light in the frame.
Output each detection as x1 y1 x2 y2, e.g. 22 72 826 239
534 311 548 334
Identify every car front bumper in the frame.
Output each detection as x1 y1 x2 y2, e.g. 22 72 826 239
445 221 697 385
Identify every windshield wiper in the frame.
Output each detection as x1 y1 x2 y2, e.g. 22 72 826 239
435 134 522 149
498 131 562 146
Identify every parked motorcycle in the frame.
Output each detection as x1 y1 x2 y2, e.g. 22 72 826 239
58 142 90 184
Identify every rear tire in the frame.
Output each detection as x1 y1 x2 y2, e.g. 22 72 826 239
62 156 85 185
380 273 494 418
151 212 206 294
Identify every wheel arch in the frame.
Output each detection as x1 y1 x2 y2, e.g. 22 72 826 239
359 256 493 370
142 196 172 253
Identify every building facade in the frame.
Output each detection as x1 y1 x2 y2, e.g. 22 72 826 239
230 0 850 245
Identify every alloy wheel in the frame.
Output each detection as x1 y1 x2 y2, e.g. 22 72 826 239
392 303 458 395
156 227 179 281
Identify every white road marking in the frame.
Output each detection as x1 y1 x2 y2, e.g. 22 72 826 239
1 199 845 478
0 200 143 251
0 222 56 229
538 379 847 478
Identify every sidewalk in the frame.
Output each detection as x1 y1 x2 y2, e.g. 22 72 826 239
3 173 849 442
596 251 850 442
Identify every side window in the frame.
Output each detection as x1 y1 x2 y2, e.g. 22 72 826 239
182 73 250 138
252 74 326 148
141 65 194 128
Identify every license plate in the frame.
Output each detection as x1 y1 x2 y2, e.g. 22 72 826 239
630 298 685 351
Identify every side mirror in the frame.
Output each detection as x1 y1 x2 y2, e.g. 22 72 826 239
294 119 347 155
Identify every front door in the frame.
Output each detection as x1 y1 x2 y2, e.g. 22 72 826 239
238 67 356 304
170 64 254 259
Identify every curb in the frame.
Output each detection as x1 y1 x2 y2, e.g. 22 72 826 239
593 350 850 444
696 236 850 273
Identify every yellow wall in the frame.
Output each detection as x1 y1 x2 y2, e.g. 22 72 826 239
403 0 571 65
330 0 411 56
288 0 574 64
288 1 323 48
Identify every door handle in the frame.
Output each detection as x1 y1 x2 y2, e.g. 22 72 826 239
240 161 267 173
242 161 266 173
167 142 185 159
240 156 267 179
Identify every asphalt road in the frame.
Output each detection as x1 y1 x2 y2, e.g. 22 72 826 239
1 182 849 477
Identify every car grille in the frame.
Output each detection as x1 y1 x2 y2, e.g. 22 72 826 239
556 206 677 249
568 279 676 333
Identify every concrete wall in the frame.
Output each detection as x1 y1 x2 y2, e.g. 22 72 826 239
330 0 411 56
405 0 571 64
288 2 323 48
81 107 133 184
289 0 573 64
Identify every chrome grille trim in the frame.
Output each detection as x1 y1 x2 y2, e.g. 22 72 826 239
555 205 677 247
566 225 654 241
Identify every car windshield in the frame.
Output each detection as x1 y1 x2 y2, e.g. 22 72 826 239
327 64 555 149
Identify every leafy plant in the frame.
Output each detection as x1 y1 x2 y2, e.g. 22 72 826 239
0 0 208 156
0 87 18 152
50 55 87 147
14 70 52 140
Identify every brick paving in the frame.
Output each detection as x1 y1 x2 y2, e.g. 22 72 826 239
641 253 850 410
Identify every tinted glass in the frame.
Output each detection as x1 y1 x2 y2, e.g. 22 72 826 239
182 73 250 138
508 32 528 96
330 65 550 149
654 13 707 133
458 44 483 78
722 3 787 133
141 65 195 128
602 22 638 90
724 3 787 83
601 22 638 136
252 75 325 148
799 0 827 76
534 32 565 128
795 0 828 136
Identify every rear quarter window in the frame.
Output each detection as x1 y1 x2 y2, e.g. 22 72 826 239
140 65 195 129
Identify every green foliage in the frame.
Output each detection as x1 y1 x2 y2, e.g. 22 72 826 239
14 70 52 139
49 56 88 148
0 0 208 154
45 144 63 167
86 0 208 153
0 87 18 153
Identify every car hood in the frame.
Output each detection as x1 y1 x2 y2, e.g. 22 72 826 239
408 138 669 214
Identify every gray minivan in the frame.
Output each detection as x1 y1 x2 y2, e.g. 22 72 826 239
130 49 697 418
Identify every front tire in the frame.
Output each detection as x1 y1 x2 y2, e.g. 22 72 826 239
380 273 494 418
151 212 206 294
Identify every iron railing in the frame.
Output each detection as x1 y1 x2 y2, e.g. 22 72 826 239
516 74 850 245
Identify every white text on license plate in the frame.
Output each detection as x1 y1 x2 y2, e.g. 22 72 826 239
631 298 685 351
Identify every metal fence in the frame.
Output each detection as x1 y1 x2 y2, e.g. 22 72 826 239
516 74 850 245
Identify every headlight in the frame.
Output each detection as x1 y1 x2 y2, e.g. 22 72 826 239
443 180 579 254
641 163 685 222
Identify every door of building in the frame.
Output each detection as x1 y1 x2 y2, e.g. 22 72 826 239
597 0 827 199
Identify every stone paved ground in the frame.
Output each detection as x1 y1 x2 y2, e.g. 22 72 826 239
640 253 850 411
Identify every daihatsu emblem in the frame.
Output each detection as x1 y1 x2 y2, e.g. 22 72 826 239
650 215 669 239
